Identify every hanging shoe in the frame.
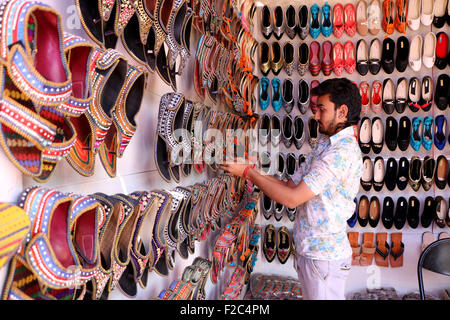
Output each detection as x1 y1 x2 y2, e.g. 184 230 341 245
359 117 372 154
293 116 305 149
435 32 449 70
344 3 357 36
263 224 276 262
308 117 319 149
259 77 271 111
298 79 310 114
261 5 273 39
408 157 421 190
421 0 435 25
283 42 295 76
434 115 447 150
310 4 321 39
259 113 271 146
333 41 345 76
397 157 410 190
421 156 436 191
421 116 434 151
285 5 297 39
262 194 274 220
356 0 369 35
368 0 382 34
435 74 449 111
321 2 333 37
422 32 437 69
321 40 334 76
420 76 434 112
298 42 309 76
369 38 382 75
381 37 395 74
408 77 421 112
298 5 309 40
394 0 408 34
259 41 271 76
395 77 408 113
407 0 421 30
409 35 423 72
385 116 398 151
356 39 369 76
309 41 321 76
333 3 345 38
360 81 371 115
433 0 448 28
270 41 283 75
344 40 356 74
397 116 411 151
382 79 395 114
361 156 374 191
410 117 422 151
371 117 384 154
271 114 282 147
395 36 409 72
371 80 383 114
310 80 320 114
435 155 449 189
282 78 294 113
271 78 283 112
382 0 395 34
282 115 294 148
385 157 398 191
277 227 292 264
273 6 285 40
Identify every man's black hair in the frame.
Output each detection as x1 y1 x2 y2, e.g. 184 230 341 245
311 78 361 129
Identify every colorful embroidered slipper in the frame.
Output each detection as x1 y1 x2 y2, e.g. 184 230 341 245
66 47 128 177
0 203 30 269
98 65 147 178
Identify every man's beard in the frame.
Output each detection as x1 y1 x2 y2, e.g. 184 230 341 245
318 114 339 136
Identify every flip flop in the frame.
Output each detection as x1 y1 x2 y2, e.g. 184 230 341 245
390 232 404 268
348 232 361 266
375 232 390 267
360 232 376 266
422 231 435 251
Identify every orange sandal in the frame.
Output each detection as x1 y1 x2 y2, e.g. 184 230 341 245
390 232 404 268
348 232 361 266
360 232 376 266
375 232 390 267
382 0 395 34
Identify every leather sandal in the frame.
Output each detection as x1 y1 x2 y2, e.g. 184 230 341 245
360 232 376 266
348 232 361 266
99 65 147 178
375 232 390 267
389 232 404 268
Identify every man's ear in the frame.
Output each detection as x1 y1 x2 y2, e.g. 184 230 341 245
338 104 349 120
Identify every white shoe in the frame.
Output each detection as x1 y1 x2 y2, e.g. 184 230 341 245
409 35 423 72
421 0 434 25
422 32 437 68
407 0 421 30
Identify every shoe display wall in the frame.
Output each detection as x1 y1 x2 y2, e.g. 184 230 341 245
252 0 449 299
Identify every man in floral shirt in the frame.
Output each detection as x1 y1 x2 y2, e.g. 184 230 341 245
221 78 363 300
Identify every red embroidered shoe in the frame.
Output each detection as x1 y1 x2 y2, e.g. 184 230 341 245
371 80 383 113
333 41 345 76
344 41 356 74
344 3 357 37
322 41 334 76
360 81 371 115
333 3 345 38
310 80 320 114
309 41 321 76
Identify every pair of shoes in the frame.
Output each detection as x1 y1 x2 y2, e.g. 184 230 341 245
348 232 376 266
309 2 333 38
409 156 435 191
259 42 284 76
260 6 286 40
333 3 358 37
389 196 420 229
407 0 436 29
356 0 382 35
356 39 382 75
263 225 292 264
360 157 385 191
374 233 404 268
332 41 357 75
359 117 384 154
433 0 450 28
408 77 434 112
275 152 301 182
259 114 281 147
382 0 396 34
382 157 405 190
410 116 434 151
258 77 283 112
359 81 382 115
385 116 411 151
281 115 306 149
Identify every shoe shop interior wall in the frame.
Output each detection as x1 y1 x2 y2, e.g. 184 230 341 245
253 0 449 297
0 0 244 300
0 0 448 301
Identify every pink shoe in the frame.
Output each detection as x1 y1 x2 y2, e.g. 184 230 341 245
333 3 345 38
322 41 334 76
333 42 344 76
371 80 383 113
344 3 357 37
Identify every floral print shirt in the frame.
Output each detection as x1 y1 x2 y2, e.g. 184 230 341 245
291 125 363 260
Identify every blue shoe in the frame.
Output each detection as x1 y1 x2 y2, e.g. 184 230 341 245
321 2 333 37
259 77 271 111
410 117 422 151
271 78 282 112
434 115 447 150
422 116 434 151
347 198 358 228
309 4 321 39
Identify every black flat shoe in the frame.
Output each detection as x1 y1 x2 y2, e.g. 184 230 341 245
396 156 409 190
408 77 421 112
385 157 397 191
395 36 409 72
421 196 435 228
371 117 384 154
394 196 408 230
369 38 382 75
397 116 410 151
297 5 309 40
361 156 373 191
407 196 420 229
285 5 297 39
358 195 370 227
282 114 294 148
395 77 408 113
356 39 369 76
381 37 395 74
385 116 398 151
435 155 449 190
273 6 285 40
282 78 294 113
435 74 449 111
358 117 372 154
382 196 395 229
373 156 385 192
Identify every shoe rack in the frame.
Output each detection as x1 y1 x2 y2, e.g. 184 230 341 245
251 0 450 297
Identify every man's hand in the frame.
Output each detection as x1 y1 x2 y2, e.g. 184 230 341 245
219 157 256 177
